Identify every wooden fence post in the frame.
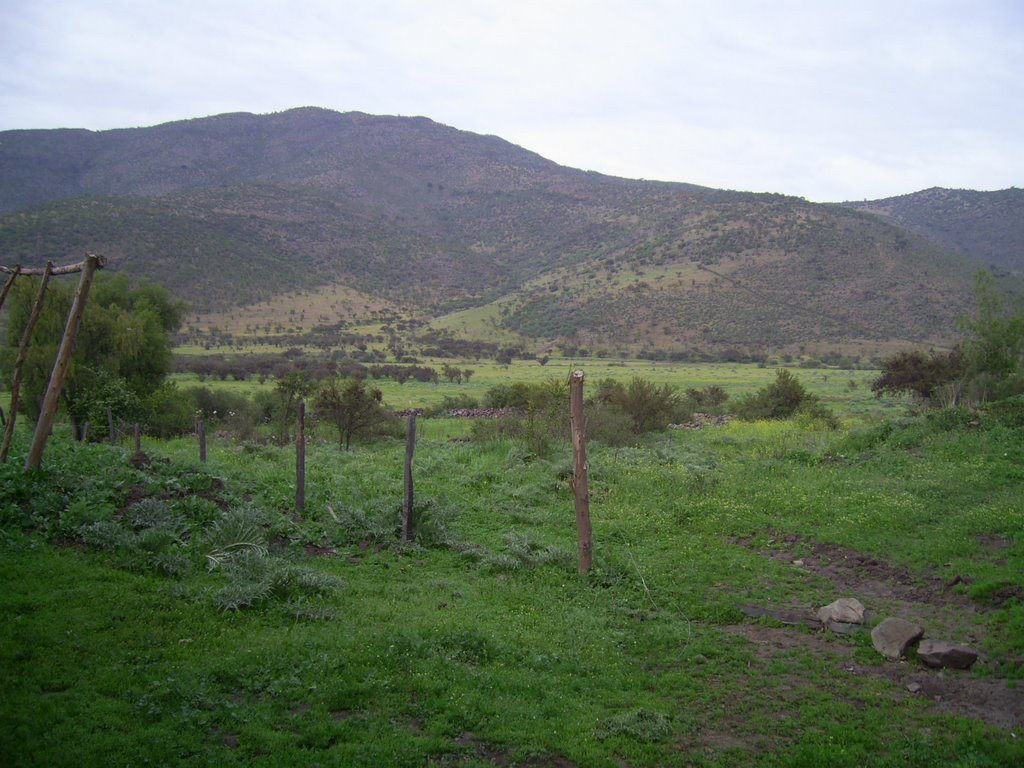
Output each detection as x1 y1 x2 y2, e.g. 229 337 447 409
402 414 417 541
107 407 115 444
25 254 103 470
134 423 141 453
296 401 306 514
569 370 593 574
1 263 52 464
198 420 207 463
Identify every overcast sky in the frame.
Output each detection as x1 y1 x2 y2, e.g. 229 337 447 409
2 0 1022 201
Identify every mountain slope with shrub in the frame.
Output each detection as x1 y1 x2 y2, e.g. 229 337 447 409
0 108 1014 355
845 187 1024 274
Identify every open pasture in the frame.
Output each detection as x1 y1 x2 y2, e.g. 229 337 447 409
2 396 1022 766
172 358 892 420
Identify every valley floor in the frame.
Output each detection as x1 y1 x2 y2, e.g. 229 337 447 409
1 400 1022 766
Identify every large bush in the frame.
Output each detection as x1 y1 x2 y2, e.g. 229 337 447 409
733 369 836 426
870 348 965 403
590 377 691 435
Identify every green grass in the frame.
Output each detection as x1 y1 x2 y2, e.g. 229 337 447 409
172 359 893 419
1 400 1022 766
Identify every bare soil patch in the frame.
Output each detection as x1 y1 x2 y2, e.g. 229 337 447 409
730 534 1024 730
428 733 580 767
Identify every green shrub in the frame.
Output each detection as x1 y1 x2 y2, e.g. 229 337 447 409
586 401 638 447
483 382 533 409
590 377 690 435
686 384 729 408
870 348 965 402
475 380 568 455
733 369 836 427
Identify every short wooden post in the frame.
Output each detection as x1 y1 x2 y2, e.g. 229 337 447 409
2 263 52 464
401 414 417 541
25 254 103 470
107 407 115 444
569 370 593 574
198 420 207 463
296 400 306 514
134 423 141 453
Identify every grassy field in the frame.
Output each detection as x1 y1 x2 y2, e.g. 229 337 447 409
1 392 1022 766
171 358 895 420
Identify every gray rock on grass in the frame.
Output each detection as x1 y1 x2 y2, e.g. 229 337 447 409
917 639 979 670
871 617 924 660
817 597 866 626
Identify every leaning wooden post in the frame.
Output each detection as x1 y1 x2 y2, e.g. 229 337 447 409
25 254 103 470
401 414 417 541
1 263 52 464
295 400 306 514
133 423 141 453
569 370 593 573
0 267 19 312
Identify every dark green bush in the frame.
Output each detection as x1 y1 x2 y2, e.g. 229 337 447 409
686 384 729 408
590 377 690 435
733 369 837 426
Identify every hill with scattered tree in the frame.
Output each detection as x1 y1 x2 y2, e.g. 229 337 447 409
1 108 1018 358
844 187 1024 274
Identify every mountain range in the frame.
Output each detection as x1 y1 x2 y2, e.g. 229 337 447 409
1 107 1020 359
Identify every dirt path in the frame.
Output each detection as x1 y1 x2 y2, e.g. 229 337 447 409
730 534 1023 730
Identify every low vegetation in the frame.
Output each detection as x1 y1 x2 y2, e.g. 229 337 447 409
2 386 1022 766
1 263 1021 765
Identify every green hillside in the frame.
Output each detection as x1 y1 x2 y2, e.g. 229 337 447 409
845 187 1024 274
1 109 1015 357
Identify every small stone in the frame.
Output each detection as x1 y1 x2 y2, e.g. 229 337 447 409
792 559 804 567
906 682 922 693
917 639 979 670
817 597 866 625
871 617 925 660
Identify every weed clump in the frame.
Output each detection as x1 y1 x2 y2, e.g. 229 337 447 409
596 708 672 742
211 549 344 612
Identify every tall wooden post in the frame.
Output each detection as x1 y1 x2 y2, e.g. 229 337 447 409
25 255 102 470
1 263 52 464
296 401 306 514
107 407 116 444
198 420 207 463
134 423 141 453
402 414 417 541
569 370 593 573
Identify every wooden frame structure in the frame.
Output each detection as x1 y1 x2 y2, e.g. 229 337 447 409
0 254 107 469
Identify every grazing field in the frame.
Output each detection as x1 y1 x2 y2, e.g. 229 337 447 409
171 358 894 419
1 390 1022 766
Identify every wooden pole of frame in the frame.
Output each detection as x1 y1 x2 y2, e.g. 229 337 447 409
0 267 19 312
1 263 52 463
25 254 104 470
